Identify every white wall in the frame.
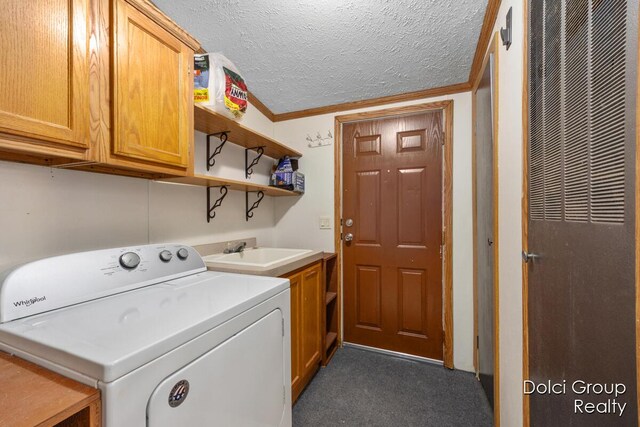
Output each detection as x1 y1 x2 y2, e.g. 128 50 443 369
273 92 475 372
0 102 277 272
0 162 149 271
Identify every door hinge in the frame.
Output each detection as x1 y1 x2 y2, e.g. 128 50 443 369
340 218 343 226
476 335 479 349
439 244 444 258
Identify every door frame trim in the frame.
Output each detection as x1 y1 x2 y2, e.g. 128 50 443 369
472 32 500 426
522 1 530 424
334 100 455 368
636 7 640 425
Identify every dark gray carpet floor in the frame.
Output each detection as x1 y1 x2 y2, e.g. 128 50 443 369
293 347 493 427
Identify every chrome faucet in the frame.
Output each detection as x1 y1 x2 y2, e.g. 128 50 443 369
224 241 247 254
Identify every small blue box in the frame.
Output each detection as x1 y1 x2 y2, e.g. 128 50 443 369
273 171 304 193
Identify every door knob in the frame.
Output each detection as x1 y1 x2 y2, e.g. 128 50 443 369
344 233 354 242
522 250 539 263
345 218 354 227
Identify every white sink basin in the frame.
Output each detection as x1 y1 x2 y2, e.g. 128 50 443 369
203 248 314 268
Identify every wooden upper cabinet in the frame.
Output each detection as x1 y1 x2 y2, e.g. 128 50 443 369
0 0 199 175
112 0 193 170
0 0 90 157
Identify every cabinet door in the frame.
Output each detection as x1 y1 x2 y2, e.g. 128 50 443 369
113 0 192 168
0 0 90 150
289 273 301 394
301 263 322 372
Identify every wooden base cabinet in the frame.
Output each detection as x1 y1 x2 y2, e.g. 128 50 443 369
284 261 322 403
0 352 101 427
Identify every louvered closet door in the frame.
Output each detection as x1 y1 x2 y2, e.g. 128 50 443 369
527 1 637 425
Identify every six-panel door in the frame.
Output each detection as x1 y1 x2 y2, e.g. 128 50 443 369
0 0 90 152
342 112 444 360
113 0 192 169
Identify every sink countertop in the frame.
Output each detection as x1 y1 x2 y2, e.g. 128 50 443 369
197 246 324 277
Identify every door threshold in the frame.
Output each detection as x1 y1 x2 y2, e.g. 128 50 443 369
343 342 444 366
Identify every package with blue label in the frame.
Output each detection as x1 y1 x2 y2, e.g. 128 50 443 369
271 157 304 193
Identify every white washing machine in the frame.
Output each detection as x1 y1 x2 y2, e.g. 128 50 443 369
0 244 292 426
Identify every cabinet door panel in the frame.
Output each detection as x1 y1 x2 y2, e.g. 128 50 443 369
113 0 191 168
0 0 90 148
289 273 301 393
301 264 322 371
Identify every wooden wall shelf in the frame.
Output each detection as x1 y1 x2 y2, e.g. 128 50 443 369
194 105 302 159
157 174 300 197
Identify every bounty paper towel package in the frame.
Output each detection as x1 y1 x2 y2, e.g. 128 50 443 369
193 53 248 120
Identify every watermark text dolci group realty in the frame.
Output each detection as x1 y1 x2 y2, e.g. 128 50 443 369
524 380 628 417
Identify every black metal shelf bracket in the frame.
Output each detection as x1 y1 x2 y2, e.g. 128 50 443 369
245 146 265 179
206 185 228 222
207 132 229 171
246 190 265 221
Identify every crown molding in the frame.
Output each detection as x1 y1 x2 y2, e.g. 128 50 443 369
468 0 503 86
271 82 471 122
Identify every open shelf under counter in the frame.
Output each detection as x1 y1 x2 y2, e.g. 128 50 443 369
322 253 339 366
157 174 301 197
325 332 338 352
194 105 302 160
325 291 337 305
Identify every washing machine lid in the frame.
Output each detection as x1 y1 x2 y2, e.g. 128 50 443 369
0 271 289 383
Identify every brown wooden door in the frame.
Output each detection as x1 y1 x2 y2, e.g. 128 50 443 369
343 112 444 360
113 0 192 169
300 264 322 371
0 0 90 151
526 0 637 425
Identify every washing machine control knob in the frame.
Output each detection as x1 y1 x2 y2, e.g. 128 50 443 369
119 252 140 269
159 250 172 262
177 248 189 260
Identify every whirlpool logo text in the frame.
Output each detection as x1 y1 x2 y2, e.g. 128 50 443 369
13 296 46 307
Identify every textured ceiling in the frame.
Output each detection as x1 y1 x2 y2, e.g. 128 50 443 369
153 0 488 114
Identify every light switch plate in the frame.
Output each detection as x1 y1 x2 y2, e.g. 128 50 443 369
319 217 331 229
